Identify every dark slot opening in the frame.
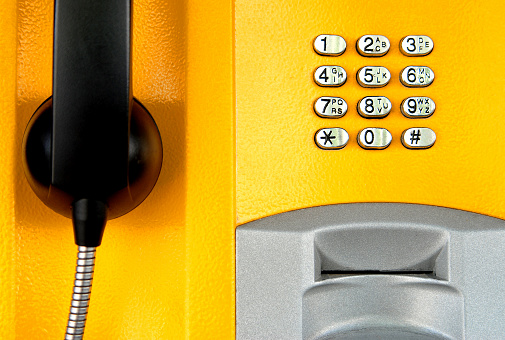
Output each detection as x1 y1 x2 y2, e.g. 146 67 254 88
320 270 438 280
321 270 434 275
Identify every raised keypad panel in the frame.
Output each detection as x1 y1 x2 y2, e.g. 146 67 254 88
357 66 391 88
400 35 434 56
313 35 347 56
312 35 435 150
314 97 347 118
314 66 347 87
356 35 390 57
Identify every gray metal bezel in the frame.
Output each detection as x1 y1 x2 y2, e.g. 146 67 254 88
236 203 505 339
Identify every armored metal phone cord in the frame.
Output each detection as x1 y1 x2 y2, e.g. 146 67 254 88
64 246 96 340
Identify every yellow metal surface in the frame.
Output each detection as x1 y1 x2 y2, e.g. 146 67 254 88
0 0 17 338
236 0 505 224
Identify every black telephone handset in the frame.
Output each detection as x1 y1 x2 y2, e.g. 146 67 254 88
22 0 162 337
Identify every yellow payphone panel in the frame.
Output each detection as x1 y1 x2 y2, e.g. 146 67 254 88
236 0 505 224
1 0 505 338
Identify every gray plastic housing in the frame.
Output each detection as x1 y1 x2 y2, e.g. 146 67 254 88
235 204 505 340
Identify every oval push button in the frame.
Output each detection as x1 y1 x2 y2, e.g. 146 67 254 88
400 66 434 87
315 128 349 150
357 35 390 57
314 66 347 87
401 97 436 118
313 35 347 56
357 66 390 88
357 128 392 150
358 96 391 118
314 97 347 118
401 127 436 149
400 35 434 56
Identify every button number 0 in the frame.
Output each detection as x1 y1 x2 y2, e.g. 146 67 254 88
364 130 374 144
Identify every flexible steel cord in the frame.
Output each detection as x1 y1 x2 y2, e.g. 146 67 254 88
64 246 96 340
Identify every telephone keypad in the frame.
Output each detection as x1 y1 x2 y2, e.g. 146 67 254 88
314 128 349 149
400 36 434 56
357 66 391 88
401 97 436 118
312 34 435 150
314 66 347 87
357 128 392 150
314 97 348 118
357 35 390 57
401 128 436 149
357 96 391 118
313 35 347 56
400 66 434 87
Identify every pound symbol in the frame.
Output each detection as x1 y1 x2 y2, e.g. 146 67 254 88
410 129 421 144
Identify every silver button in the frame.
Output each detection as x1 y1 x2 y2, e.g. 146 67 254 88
401 97 436 118
315 128 349 150
357 66 390 88
401 127 436 149
357 128 392 149
314 66 347 87
357 35 390 57
400 66 434 87
357 96 391 118
314 97 348 118
313 35 347 56
400 36 434 56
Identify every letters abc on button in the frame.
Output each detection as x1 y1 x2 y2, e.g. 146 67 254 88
357 35 390 57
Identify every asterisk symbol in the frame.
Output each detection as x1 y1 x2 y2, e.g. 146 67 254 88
320 130 336 146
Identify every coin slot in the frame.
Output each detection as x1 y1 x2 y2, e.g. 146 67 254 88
314 225 449 281
320 270 437 280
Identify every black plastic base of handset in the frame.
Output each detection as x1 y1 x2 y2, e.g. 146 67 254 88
23 97 163 222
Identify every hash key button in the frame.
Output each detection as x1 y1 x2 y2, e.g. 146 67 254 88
402 127 436 149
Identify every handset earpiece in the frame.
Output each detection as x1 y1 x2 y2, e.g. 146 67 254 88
22 0 162 246
23 97 162 245
21 1 162 337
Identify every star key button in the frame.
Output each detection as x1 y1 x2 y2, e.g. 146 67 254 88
314 128 349 150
